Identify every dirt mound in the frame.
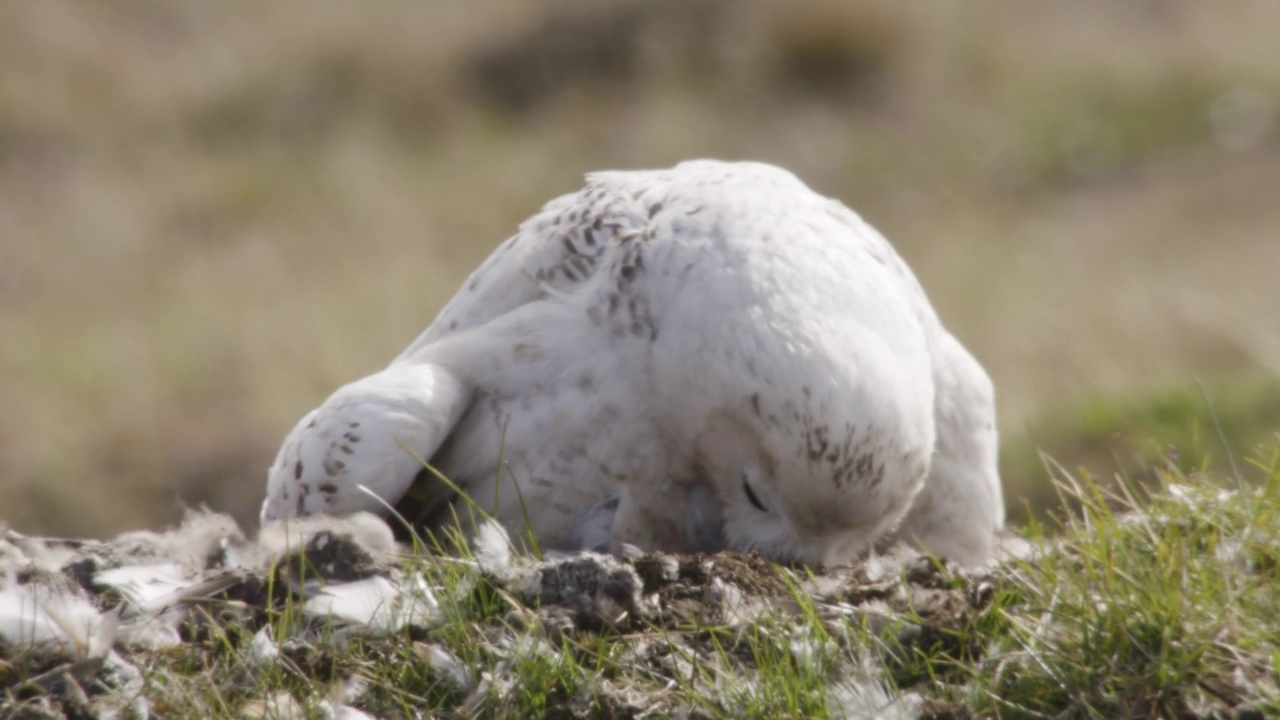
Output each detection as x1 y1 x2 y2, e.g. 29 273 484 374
1 512 996 718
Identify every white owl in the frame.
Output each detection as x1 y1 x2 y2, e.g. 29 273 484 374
261 160 1003 567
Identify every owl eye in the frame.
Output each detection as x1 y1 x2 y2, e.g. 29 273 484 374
743 479 767 512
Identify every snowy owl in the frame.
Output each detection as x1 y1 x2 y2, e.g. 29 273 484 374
261 160 1003 567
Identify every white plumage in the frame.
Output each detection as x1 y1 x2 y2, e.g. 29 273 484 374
261 160 1003 567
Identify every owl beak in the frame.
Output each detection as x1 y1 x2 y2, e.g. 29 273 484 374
818 536 862 569
685 484 726 553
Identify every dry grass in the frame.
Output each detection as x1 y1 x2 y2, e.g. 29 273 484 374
1 0 1278 535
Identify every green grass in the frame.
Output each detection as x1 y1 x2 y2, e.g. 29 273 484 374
7 438 1276 718
981 463 1278 716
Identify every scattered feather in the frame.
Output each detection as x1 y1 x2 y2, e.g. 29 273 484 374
241 691 307 720
418 642 475 693
0 584 113 658
301 574 439 636
470 518 512 574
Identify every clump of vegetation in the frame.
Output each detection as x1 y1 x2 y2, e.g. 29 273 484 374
946 447 1279 717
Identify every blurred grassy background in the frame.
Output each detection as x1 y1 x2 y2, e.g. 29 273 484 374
2 0 1277 536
